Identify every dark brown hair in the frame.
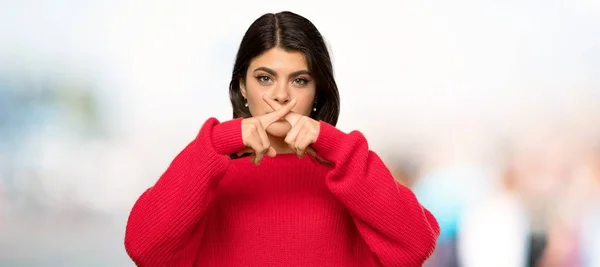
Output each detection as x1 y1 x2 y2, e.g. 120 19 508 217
229 11 340 126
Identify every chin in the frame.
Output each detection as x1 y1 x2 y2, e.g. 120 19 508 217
266 121 292 137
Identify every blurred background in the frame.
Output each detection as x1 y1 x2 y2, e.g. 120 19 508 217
1 0 600 266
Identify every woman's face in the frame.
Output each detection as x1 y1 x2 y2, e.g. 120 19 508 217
240 47 316 137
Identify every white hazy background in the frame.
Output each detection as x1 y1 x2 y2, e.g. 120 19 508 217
1 0 599 266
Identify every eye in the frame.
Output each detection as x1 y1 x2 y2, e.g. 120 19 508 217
293 78 309 86
257 75 272 84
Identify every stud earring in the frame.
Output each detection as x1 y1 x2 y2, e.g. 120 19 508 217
244 102 248 107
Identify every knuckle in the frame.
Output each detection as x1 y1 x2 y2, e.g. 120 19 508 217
255 119 265 129
260 143 269 152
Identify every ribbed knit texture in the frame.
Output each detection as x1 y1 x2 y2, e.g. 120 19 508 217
124 117 440 267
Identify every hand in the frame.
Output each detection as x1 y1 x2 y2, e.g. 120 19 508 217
240 98 297 165
262 94 320 158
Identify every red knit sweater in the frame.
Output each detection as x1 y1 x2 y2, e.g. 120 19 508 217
124 117 440 267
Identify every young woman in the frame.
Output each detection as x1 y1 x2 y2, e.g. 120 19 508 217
124 11 439 267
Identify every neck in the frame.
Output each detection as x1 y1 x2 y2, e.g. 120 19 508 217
268 135 294 154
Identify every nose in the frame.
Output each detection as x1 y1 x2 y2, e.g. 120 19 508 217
270 83 291 105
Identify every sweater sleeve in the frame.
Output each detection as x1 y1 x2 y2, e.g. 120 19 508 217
311 121 440 267
124 117 245 266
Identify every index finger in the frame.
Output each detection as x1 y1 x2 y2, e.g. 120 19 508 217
263 94 302 126
260 97 297 126
262 93 284 111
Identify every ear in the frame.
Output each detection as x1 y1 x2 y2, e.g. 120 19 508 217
239 79 247 98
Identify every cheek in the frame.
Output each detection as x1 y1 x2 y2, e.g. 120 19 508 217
245 85 267 105
244 90 268 116
293 92 316 115
247 94 263 106
247 97 266 115
294 101 312 113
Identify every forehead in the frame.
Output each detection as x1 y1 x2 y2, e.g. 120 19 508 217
249 47 308 72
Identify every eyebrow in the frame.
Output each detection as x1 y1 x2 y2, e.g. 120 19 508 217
253 67 312 77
